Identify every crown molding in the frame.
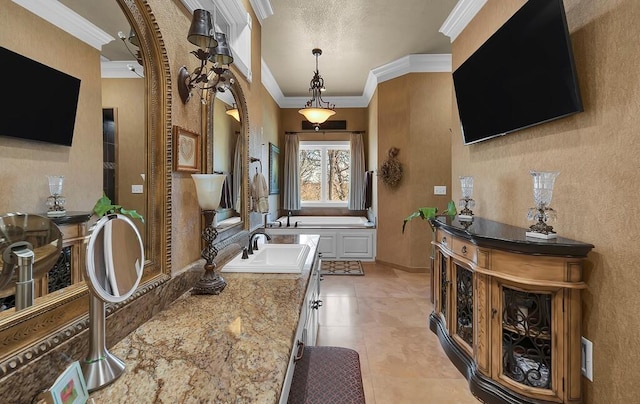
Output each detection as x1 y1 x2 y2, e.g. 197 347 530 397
12 0 114 50
262 54 452 108
249 0 274 23
101 60 145 79
372 54 452 83
439 0 487 42
261 58 286 106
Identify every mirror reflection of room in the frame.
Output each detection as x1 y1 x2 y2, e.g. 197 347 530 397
211 93 242 229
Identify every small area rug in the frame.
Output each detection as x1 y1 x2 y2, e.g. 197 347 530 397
320 260 364 276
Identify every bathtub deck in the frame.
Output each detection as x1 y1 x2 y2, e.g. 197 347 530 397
266 216 376 261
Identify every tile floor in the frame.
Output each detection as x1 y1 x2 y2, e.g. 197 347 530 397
316 262 480 404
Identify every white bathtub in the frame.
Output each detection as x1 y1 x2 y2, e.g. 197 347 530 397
270 215 374 228
266 216 376 261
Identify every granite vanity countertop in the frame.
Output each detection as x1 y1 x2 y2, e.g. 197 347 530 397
90 234 319 403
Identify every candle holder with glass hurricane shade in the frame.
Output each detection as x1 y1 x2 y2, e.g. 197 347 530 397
191 174 227 295
526 170 559 239
46 175 66 217
457 176 475 220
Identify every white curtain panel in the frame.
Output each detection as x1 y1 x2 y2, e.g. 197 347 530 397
283 134 301 210
348 132 365 210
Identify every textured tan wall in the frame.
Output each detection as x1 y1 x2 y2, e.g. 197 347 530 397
101 78 146 243
452 1 640 402
261 85 281 221
0 1 102 214
377 73 452 270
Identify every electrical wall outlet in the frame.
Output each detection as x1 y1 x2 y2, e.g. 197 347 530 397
581 336 593 381
131 184 143 194
434 185 447 195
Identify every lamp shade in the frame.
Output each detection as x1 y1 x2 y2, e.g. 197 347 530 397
187 9 217 49
208 32 233 66
226 108 240 122
298 107 336 124
192 174 226 210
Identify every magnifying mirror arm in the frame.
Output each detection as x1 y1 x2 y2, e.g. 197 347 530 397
82 295 125 392
2 241 36 311
192 209 227 295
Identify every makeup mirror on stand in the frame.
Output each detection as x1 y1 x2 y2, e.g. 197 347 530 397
81 214 144 392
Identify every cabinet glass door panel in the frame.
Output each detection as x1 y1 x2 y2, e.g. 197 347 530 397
438 252 448 323
501 287 552 390
455 264 473 347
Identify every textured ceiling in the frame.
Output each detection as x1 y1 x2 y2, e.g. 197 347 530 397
262 0 458 97
58 0 458 97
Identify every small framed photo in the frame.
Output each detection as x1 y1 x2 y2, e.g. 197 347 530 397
173 126 201 172
39 361 89 404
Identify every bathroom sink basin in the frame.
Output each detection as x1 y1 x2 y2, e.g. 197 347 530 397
222 244 310 273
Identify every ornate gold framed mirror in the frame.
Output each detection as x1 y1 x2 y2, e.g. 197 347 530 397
0 0 171 378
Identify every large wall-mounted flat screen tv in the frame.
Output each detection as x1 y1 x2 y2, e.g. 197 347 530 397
453 0 583 145
0 46 81 146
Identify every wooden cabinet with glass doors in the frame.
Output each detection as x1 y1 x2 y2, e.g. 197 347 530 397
430 217 593 404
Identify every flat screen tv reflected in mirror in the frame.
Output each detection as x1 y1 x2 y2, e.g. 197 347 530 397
453 0 583 145
0 46 81 147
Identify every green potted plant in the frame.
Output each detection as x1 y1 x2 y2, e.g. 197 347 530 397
402 201 457 234
92 193 144 222
402 201 457 274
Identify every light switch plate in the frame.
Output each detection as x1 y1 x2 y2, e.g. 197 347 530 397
434 185 447 195
131 184 143 194
581 336 593 381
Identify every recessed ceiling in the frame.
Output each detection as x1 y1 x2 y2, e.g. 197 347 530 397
261 0 459 98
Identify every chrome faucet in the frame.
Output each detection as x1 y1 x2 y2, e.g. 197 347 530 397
248 232 272 255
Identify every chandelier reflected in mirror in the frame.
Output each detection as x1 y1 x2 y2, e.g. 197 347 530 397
178 9 234 104
299 48 336 131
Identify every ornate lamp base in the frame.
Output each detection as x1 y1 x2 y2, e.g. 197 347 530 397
192 210 227 295
458 197 475 221
526 207 557 239
192 267 226 295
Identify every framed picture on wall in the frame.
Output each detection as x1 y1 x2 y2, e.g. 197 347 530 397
269 142 280 195
173 126 201 172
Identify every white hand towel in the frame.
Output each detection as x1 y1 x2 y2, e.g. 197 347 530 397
252 172 270 213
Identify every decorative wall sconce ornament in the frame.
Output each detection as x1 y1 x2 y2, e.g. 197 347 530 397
526 170 559 239
298 48 336 130
191 174 227 295
117 29 142 65
178 9 234 104
457 176 475 220
46 175 66 217
379 147 403 187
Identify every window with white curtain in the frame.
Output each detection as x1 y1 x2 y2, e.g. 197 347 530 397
299 141 350 206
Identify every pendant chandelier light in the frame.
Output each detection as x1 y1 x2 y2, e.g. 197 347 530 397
299 48 335 130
